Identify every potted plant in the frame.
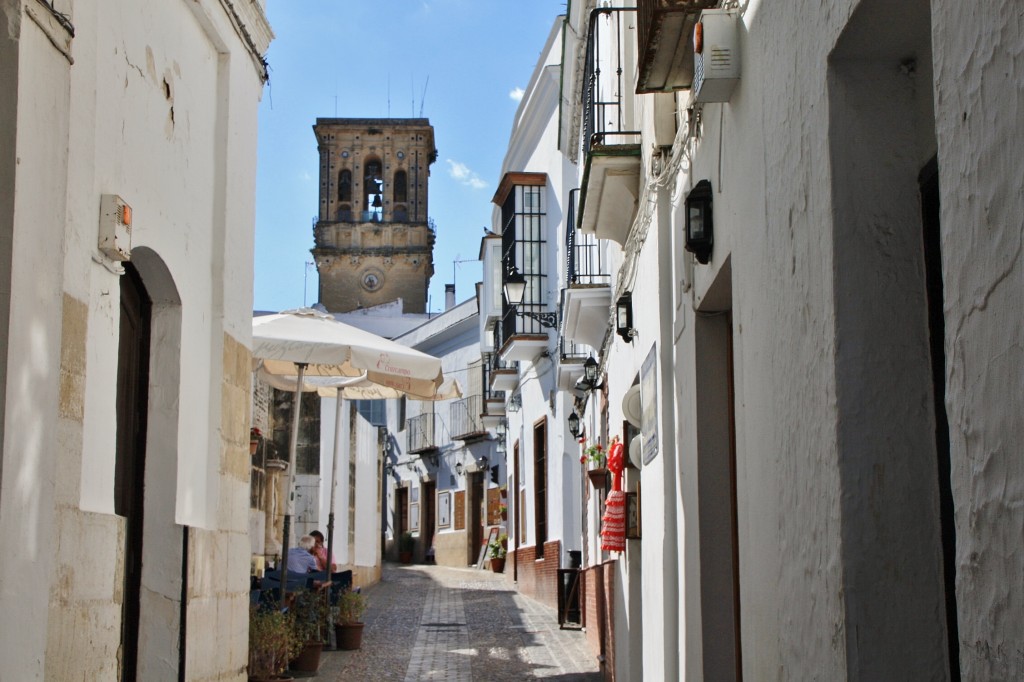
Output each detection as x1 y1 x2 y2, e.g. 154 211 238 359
488 537 507 573
250 426 261 456
334 589 368 650
580 439 608 488
288 590 328 673
398 531 414 564
498 503 508 521
248 606 300 682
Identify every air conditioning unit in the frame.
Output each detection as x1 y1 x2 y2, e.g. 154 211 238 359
693 9 740 103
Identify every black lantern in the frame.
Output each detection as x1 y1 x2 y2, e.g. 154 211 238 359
503 264 558 328
568 411 581 438
584 357 599 384
685 179 714 265
615 293 636 342
503 265 527 306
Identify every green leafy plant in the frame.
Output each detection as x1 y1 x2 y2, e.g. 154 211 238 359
579 439 606 468
399 531 414 553
248 606 301 678
488 536 507 560
334 589 368 625
290 589 330 644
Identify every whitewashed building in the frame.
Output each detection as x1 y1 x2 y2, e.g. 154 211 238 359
481 19 589 610
550 0 1024 680
380 295 505 569
0 1 271 679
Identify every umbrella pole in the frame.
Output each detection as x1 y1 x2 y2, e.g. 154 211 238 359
323 391 344 647
280 362 307 607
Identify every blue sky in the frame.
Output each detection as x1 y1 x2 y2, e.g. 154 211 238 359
254 1 566 313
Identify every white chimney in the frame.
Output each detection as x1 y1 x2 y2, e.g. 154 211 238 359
445 284 456 311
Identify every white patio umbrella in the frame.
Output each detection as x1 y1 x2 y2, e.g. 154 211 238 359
251 308 444 601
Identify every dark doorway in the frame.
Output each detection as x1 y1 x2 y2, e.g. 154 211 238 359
920 157 961 680
468 472 483 565
116 263 152 682
423 481 436 560
533 419 548 559
396 486 408 555
695 309 742 682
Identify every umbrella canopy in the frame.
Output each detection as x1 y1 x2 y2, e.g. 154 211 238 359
253 307 444 399
256 365 463 401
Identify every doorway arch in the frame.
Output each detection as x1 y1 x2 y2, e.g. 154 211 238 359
117 249 185 680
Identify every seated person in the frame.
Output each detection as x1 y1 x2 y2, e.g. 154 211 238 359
310 530 336 572
286 535 320 576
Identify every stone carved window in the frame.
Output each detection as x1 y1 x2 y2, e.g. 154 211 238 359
338 169 352 202
393 170 408 203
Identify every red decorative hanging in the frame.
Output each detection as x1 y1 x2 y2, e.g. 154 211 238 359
601 436 626 552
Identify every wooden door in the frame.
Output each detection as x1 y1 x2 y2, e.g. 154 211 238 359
116 264 151 682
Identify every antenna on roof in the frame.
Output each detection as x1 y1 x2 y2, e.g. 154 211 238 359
419 76 430 117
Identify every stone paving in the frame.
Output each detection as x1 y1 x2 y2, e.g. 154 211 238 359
313 563 601 681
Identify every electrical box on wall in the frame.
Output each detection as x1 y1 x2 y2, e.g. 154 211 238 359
98 194 132 261
693 10 740 104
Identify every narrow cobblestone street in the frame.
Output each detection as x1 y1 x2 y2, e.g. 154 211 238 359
315 564 601 681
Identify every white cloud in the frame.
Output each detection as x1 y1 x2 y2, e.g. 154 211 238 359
509 87 525 102
446 159 488 190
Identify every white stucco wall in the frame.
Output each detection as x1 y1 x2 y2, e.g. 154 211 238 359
932 3 1024 678
0 0 270 678
622 0 1022 679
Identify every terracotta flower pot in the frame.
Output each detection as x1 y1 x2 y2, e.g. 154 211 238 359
334 622 365 650
250 440 259 456
587 467 609 489
490 557 506 573
289 641 323 672
398 551 413 564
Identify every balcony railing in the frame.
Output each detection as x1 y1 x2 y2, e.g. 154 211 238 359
582 7 641 158
406 412 439 453
560 336 590 362
482 352 506 402
565 188 611 288
450 395 486 440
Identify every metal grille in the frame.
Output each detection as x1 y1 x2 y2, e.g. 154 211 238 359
406 411 439 452
501 184 548 340
450 395 485 440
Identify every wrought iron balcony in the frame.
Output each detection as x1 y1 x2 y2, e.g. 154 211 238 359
406 412 439 454
578 8 642 246
581 8 641 159
450 395 487 441
565 189 610 289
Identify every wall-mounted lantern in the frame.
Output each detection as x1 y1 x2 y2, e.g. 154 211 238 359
615 293 636 342
507 393 522 412
685 179 714 265
455 462 464 476
579 356 604 392
503 265 558 328
568 411 582 439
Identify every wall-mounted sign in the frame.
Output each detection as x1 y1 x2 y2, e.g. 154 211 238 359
437 490 451 529
641 344 659 464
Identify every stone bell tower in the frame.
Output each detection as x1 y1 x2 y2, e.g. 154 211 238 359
311 118 437 313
